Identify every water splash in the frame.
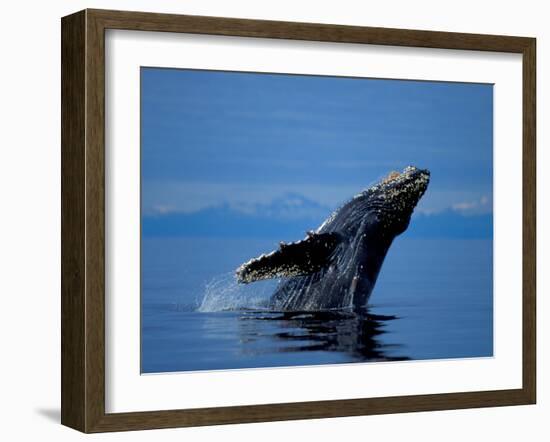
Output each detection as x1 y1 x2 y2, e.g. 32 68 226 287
197 272 279 312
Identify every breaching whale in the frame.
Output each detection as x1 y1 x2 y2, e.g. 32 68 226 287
235 166 430 312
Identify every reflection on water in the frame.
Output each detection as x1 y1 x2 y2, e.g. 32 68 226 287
237 310 409 362
141 307 409 373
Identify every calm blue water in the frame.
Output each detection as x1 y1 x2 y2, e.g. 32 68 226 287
141 237 493 373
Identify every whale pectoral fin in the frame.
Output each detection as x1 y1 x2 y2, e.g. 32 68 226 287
236 232 341 283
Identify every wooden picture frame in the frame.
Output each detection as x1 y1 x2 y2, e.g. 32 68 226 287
61 8 536 433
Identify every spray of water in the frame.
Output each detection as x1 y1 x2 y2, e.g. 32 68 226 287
197 272 279 312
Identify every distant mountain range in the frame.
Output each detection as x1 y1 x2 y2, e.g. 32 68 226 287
142 193 492 239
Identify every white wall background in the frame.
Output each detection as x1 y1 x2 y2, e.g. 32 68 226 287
0 0 546 440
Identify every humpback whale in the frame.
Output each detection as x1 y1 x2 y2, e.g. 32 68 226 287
235 166 430 312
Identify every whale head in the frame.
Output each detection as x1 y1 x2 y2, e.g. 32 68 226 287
354 165 430 236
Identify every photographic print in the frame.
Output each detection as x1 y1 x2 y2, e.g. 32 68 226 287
140 67 493 374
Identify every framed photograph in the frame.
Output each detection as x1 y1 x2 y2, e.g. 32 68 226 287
61 9 536 433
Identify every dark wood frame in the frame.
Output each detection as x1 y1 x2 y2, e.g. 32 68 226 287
61 8 536 433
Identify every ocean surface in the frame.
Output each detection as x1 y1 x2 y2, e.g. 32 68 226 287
141 237 493 373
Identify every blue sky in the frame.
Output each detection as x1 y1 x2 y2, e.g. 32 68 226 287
141 67 493 237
